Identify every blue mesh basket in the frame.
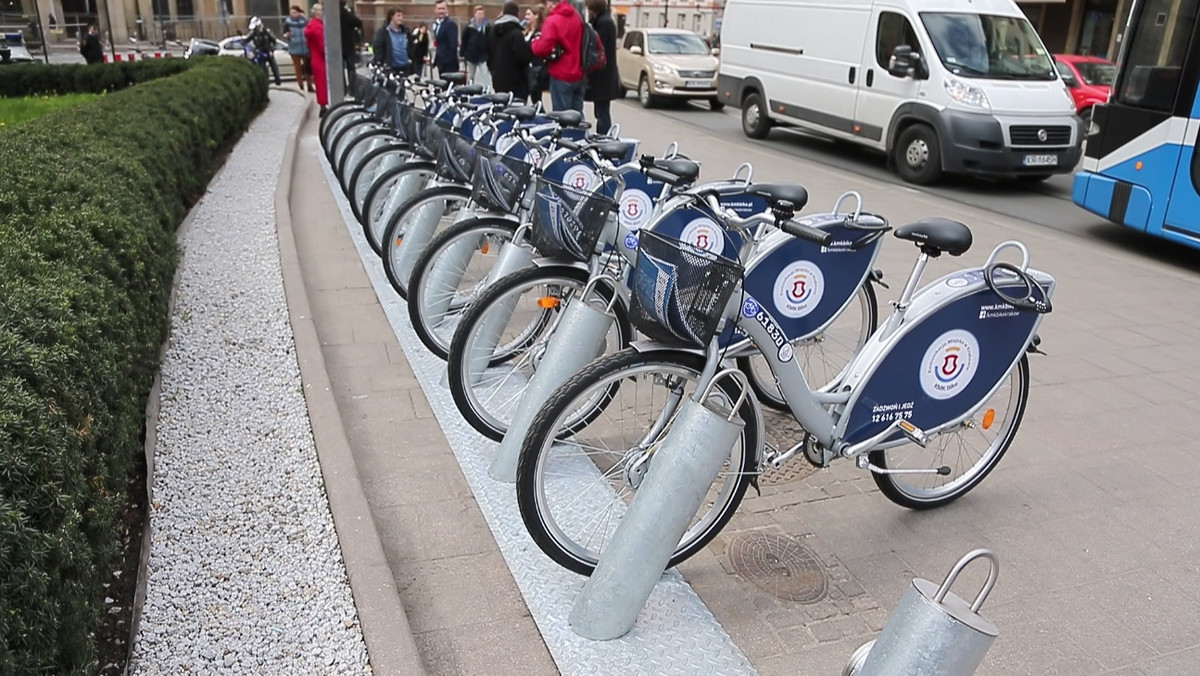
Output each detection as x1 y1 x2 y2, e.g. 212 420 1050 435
471 142 534 214
529 175 618 262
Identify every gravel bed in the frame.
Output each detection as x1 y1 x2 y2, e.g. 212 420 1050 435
129 91 371 675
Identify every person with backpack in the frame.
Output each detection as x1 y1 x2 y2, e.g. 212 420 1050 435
584 0 618 134
488 1 531 102
531 0 593 114
247 17 282 86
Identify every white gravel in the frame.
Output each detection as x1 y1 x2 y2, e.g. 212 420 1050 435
129 91 371 676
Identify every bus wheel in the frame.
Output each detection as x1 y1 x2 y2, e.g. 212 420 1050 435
895 124 943 185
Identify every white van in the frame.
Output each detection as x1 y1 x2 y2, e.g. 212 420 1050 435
717 0 1083 184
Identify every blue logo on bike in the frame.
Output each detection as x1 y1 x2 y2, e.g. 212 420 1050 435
624 232 639 249
742 297 761 318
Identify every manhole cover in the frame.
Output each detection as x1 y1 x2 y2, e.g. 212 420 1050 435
727 532 828 603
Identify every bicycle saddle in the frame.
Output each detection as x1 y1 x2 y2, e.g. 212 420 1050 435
501 105 538 121
747 183 809 210
453 84 486 97
894 217 972 256
429 78 448 89
592 140 638 162
442 72 467 84
481 92 513 105
545 110 586 127
652 159 701 184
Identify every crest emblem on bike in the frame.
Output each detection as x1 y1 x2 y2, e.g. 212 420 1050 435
563 165 597 191
620 189 654 230
680 218 724 254
774 261 824 318
920 330 980 400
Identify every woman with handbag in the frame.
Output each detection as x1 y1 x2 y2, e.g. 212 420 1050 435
524 5 548 107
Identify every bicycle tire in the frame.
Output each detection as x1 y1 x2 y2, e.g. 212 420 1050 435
379 184 473 299
337 128 397 192
348 143 413 224
360 162 436 256
516 347 759 576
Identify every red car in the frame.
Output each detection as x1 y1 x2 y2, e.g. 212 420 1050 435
1054 54 1116 125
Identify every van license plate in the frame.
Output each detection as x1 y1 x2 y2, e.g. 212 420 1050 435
685 80 709 88
1023 154 1057 167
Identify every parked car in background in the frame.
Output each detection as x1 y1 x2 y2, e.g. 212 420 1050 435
1054 54 1115 125
184 37 220 59
617 28 722 110
0 32 35 65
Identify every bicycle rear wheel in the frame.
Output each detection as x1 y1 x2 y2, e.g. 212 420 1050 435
869 355 1029 509
516 348 759 576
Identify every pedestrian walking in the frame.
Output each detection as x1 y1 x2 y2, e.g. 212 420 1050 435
430 0 459 77
487 1 531 101
411 23 431 78
79 23 104 64
525 6 548 107
283 6 314 92
372 8 413 75
531 0 586 114
305 4 330 116
339 0 364 94
584 0 618 134
247 16 282 86
461 5 491 87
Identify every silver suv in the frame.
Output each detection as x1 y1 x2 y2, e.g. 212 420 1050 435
617 28 722 110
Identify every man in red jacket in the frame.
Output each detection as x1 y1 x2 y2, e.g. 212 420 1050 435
531 0 586 113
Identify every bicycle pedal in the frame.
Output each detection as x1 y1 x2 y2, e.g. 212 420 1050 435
896 419 928 447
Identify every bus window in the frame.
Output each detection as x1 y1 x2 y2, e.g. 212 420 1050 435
1114 0 1200 113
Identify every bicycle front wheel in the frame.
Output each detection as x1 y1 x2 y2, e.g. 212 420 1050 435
446 265 631 441
361 162 434 256
869 355 1030 509
380 184 471 299
516 348 760 576
407 217 520 359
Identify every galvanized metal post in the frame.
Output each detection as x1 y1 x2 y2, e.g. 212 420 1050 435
489 298 612 482
464 242 536 387
324 0 344 104
569 392 744 640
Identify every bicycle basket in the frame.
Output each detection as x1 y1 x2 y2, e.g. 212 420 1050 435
414 110 442 160
392 101 413 142
529 175 617 262
629 229 743 347
436 129 477 183
471 143 534 214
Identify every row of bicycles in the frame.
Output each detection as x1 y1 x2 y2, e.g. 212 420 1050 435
318 66 1056 578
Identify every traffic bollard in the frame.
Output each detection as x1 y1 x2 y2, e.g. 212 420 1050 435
849 549 1000 676
489 297 612 482
569 375 746 640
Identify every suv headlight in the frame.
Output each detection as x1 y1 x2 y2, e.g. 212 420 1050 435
652 62 675 75
944 76 991 111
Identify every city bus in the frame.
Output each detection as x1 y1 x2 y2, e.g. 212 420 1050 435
1072 0 1200 249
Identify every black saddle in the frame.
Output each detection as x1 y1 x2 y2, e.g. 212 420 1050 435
653 159 701 184
453 84 485 97
593 140 637 162
428 79 448 89
501 105 538 121
894 217 972 256
545 109 586 128
441 72 466 84
481 92 514 105
747 183 810 211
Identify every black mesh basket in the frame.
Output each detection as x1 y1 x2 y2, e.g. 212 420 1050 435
392 101 413 142
413 110 443 160
470 143 534 214
436 129 478 183
629 229 743 347
529 175 617 262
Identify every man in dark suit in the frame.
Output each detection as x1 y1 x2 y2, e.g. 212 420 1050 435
339 0 364 93
430 0 459 77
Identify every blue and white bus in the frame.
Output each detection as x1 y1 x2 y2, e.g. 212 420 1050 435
1073 0 1200 249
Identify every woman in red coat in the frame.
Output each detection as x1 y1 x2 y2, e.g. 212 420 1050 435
304 3 329 114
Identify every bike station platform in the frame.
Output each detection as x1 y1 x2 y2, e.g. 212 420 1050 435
283 93 1200 675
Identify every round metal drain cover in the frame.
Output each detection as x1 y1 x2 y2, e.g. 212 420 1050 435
727 532 828 603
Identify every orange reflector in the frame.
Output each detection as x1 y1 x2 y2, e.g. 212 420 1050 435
395 236 403 246
481 242 490 254
1135 161 1144 171
537 296 560 309
982 408 996 430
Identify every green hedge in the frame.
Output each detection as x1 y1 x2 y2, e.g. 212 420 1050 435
0 57 268 673
0 58 194 97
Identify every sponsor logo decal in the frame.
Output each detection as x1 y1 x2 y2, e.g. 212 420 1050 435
563 164 597 191
624 232 640 249
774 261 825 318
742 297 762 318
920 329 980 400
681 218 724 254
620 189 654 230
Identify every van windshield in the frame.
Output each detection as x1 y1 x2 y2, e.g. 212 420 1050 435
648 33 711 55
920 13 1056 80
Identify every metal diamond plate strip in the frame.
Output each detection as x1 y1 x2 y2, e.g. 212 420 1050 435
320 157 756 676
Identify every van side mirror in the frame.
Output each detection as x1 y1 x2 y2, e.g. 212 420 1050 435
629 45 642 56
888 45 913 77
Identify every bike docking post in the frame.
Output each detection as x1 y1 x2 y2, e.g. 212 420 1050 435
569 368 748 640
488 285 613 482
464 242 538 389
845 549 1000 676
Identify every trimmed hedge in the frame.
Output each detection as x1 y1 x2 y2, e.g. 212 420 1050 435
0 57 268 673
0 58 193 97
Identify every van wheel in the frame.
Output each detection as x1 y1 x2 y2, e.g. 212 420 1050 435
742 92 771 139
709 98 725 111
638 74 657 109
894 124 943 185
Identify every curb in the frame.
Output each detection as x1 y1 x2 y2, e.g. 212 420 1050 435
275 98 427 676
